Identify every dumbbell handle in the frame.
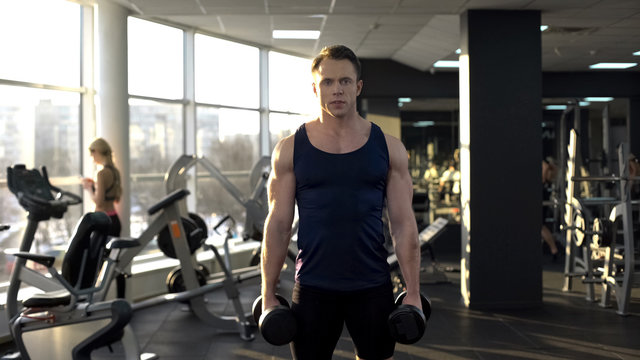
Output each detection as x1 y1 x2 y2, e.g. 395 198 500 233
261 294 283 312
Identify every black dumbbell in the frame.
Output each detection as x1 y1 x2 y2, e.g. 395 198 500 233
388 291 431 344
252 294 297 346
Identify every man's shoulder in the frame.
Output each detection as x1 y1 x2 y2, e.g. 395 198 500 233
272 134 295 172
275 133 295 153
381 132 407 158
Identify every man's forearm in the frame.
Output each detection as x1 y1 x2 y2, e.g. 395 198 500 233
260 223 291 298
394 228 421 297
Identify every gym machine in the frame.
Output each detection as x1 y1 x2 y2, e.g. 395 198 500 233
162 154 297 270
4 164 155 360
92 187 258 340
561 130 639 315
94 155 282 341
164 154 271 243
387 217 449 292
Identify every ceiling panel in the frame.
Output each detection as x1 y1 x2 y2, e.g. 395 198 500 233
464 0 532 10
129 0 203 15
397 0 467 14
112 0 640 72
266 0 332 13
199 0 266 14
271 15 324 30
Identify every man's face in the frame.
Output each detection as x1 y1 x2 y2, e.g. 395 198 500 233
312 58 363 119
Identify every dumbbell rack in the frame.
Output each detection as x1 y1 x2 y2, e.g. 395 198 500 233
597 145 637 315
562 129 639 315
561 130 592 298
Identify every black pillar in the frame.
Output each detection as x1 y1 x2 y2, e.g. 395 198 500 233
459 10 543 309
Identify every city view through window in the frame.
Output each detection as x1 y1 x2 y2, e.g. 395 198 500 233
0 0 316 287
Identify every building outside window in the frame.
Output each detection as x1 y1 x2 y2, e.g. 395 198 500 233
0 3 317 287
0 0 83 284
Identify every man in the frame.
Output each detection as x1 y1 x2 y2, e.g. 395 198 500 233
261 45 422 360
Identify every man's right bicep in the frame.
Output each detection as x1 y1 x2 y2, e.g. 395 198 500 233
267 137 296 224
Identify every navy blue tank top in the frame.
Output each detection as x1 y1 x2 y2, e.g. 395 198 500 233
293 122 390 291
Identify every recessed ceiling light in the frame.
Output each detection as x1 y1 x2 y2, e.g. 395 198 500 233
455 48 461 54
272 30 320 39
433 60 459 68
589 62 637 69
398 97 412 103
545 105 567 110
583 97 614 102
634 50 640 56
540 25 549 31
413 121 435 127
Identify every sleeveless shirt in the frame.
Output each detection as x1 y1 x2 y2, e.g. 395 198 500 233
103 165 120 201
293 122 390 291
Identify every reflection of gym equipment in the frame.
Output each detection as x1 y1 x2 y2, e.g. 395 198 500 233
387 217 449 291
5 164 154 360
561 129 638 315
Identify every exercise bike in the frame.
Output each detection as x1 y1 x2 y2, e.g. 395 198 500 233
89 189 259 340
4 164 155 360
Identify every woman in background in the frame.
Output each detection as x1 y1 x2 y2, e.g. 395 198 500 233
81 137 122 237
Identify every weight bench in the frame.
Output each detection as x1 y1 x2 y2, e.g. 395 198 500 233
388 217 450 284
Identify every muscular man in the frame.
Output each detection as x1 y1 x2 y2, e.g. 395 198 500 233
261 45 421 360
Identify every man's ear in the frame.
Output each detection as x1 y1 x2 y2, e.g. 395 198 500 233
312 82 319 97
356 79 363 96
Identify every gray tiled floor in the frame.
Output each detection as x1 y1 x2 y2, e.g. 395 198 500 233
3 252 639 360
102 253 640 360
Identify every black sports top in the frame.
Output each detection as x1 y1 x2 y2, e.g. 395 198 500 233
102 165 120 201
293 122 390 291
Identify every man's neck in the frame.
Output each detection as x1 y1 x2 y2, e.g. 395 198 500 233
317 111 367 135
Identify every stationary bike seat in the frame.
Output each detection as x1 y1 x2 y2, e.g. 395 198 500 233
22 289 71 308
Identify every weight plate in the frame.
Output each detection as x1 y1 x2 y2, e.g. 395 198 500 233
157 217 205 259
166 266 208 294
188 212 209 238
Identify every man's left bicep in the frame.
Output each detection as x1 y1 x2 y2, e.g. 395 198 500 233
386 158 414 227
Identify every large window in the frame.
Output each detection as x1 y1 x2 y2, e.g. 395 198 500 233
192 34 262 235
129 99 184 238
195 107 261 227
268 112 310 151
0 0 80 87
127 19 184 243
268 51 316 114
195 35 260 108
0 0 83 285
268 51 316 151
128 17 183 99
